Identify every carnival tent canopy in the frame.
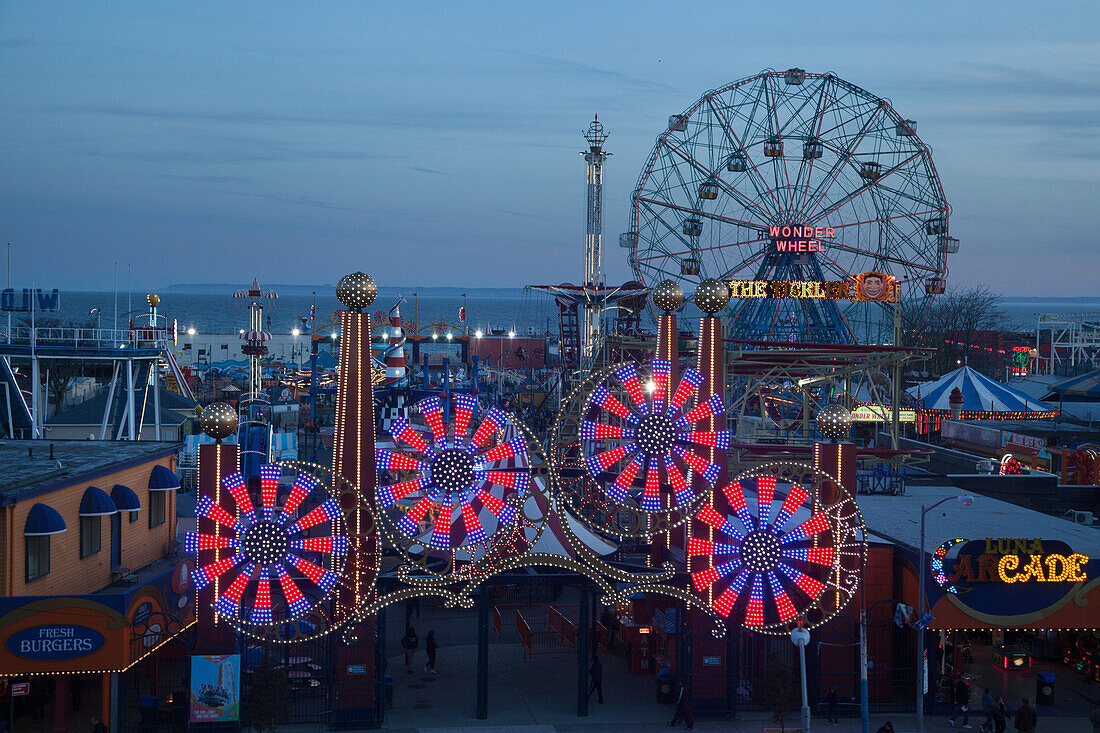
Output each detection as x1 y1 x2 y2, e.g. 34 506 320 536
907 366 1058 415
1048 369 1100 399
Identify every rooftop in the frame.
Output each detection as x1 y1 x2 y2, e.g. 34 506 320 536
859 483 1100 555
0 440 179 504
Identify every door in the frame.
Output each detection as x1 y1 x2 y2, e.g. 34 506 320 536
111 513 121 566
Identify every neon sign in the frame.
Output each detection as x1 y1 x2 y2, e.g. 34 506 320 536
726 273 898 303
998 552 1087 583
728 280 852 299
769 225 835 254
851 405 916 423
937 537 1089 586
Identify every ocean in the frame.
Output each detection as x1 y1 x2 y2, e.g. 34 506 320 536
13 288 1100 336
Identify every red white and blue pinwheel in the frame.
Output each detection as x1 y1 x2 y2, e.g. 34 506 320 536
581 359 729 512
689 476 836 627
376 394 530 550
188 464 346 625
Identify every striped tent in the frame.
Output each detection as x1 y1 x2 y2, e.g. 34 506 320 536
1049 369 1100 398
907 366 1059 419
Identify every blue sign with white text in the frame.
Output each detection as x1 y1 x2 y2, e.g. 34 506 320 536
1 289 61 312
7 624 105 660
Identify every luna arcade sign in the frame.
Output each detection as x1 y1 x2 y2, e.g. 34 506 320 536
932 537 1089 592
1 288 61 312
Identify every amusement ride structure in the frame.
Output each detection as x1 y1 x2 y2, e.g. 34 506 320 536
624 69 957 345
178 69 973 726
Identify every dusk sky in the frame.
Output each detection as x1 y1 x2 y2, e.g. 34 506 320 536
1 2 1097 295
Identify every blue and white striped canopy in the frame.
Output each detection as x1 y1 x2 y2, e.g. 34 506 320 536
907 366 1057 414
1050 370 1100 398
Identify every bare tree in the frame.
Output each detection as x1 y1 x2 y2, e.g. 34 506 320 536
903 285 1010 377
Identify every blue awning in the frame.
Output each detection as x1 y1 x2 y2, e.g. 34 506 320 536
110 484 141 512
79 486 118 516
24 503 67 536
149 465 181 491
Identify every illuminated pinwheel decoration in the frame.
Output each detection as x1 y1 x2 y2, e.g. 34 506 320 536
931 537 967 594
376 394 531 550
187 465 347 625
689 476 838 629
581 359 729 512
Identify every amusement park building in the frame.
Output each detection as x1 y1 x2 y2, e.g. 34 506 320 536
0 440 189 731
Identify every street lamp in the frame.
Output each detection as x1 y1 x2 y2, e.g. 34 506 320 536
916 494 974 733
790 623 811 733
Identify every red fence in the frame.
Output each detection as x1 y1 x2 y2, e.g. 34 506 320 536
496 604 579 659
548 605 577 651
515 609 534 658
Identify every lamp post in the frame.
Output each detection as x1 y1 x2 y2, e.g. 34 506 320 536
916 494 973 733
791 623 811 733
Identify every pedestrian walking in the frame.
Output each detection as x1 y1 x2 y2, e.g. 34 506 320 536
669 679 695 730
424 630 437 674
827 686 839 725
992 697 1008 733
587 656 604 704
1013 698 1036 733
949 677 972 728
980 688 994 731
1089 700 1100 733
401 626 418 675
876 722 895 733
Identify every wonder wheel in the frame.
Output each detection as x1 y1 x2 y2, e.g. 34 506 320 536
375 394 549 578
188 463 350 630
687 463 866 633
627 69 953 344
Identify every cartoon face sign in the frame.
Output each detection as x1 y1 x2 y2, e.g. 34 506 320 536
854 272 894 302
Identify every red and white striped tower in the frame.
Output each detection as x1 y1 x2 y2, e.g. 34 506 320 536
233 278 278 403
689 279 730 603
383 298 407 386
650 280 684 566
196 402 239 627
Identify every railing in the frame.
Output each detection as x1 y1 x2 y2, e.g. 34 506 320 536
547 605 577 651
515 609 533 659
1 326 171 348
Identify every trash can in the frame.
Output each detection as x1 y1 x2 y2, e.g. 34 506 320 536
656 667 674 703
383 675 394 709
1036 671 1054 706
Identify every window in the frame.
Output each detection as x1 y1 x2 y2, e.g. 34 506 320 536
26 535 50 581
129 510 139 523
149 491 166 528
80 516 101 558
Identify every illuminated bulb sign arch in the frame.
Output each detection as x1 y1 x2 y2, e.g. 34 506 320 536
726 272 898 303
933 537 1089 589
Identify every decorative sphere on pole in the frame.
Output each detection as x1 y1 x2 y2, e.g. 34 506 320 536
816 403 852 441
693 278 730 315
199 402 239 441
335 272 377 311
652 280 685 314
147 293 160 308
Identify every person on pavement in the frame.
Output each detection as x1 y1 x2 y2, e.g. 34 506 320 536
1013 698 1036 733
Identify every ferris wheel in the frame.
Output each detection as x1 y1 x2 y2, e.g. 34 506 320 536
626 69 955 344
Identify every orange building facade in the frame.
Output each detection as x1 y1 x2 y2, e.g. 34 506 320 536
0 441 193 732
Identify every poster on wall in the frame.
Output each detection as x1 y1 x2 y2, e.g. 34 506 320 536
189 654 240 723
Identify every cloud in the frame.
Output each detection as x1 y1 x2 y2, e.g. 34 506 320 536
407 166 456 176
490 49 682 95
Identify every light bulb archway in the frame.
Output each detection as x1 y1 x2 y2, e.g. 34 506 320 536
687 461 867 634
